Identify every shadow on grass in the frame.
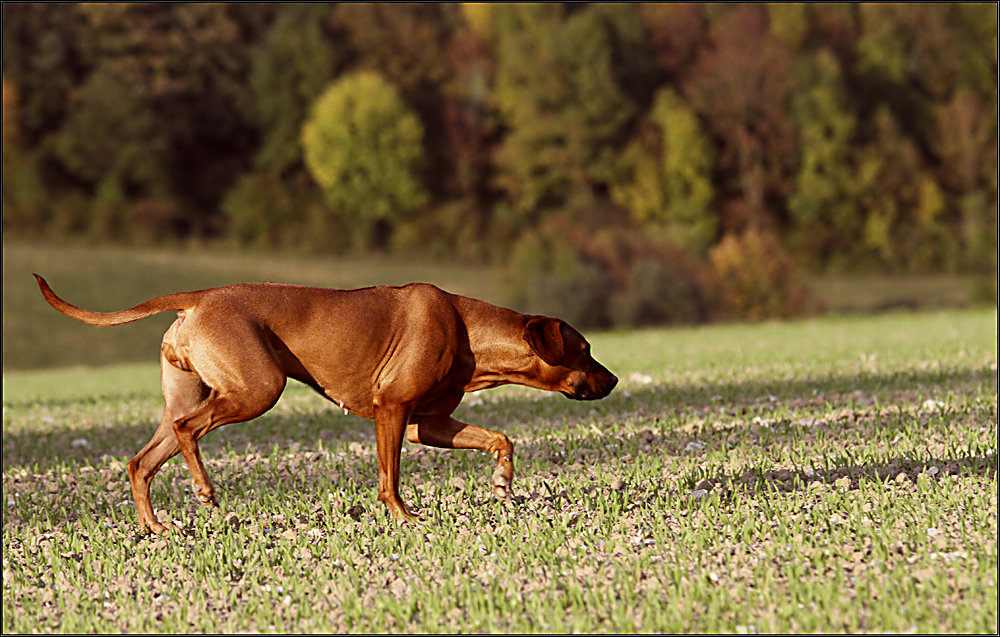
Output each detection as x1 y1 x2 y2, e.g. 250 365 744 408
610 365 997 411
2 365 995 473
712 455 997 497
495 452 997 508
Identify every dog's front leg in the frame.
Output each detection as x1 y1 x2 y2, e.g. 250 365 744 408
406 414 515 500
374 401 424 523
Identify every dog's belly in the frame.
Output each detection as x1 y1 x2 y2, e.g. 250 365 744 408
276 340 470 422
267 335 379 419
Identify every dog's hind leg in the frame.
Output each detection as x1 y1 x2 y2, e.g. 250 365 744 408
170 357 286 514
130 321 286 534
128 355 211 535
406 414 515 500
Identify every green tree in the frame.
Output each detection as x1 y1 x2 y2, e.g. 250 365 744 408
460 3 497 43
385 19 496 262
1 4 85 147
54 64 169 197
786 49 862 270
334 4 453 194
934 5 997 277
440 22 493 203
852 4 997 272
654 89 715 251
854 106 952 271
767 3 809 52
933 90 997 274
611 88 715 253
856 4 969 103
220 4 340 249
51 4 260 237
335 4 451 101
2 76 47 234
492 4 639 217
953 4 998 116
301 71 428 251
2 5 88 235
637 3 707 81
249 3 339 177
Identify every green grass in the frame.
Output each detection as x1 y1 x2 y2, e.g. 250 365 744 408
3 308 997 633
2 364 163 405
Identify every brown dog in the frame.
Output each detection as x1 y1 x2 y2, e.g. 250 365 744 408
35 275 617 534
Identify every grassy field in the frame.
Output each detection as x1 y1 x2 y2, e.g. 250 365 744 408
3 306 996 633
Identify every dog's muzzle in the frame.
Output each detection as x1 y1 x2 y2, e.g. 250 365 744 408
563 373 618 401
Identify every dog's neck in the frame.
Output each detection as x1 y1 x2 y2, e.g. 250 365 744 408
449 295 538 392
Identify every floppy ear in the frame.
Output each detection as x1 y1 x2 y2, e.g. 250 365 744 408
523 316 565 366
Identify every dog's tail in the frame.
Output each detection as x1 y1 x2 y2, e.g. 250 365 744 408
34 274 205 327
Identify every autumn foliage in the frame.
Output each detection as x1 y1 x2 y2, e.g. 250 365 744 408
2 3 997 322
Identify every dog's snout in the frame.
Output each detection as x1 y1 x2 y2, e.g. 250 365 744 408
599 372 618 398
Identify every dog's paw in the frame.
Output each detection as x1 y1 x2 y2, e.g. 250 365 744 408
147 522 171 536
192 483 219 507
146 511 176 535
491 465 512 500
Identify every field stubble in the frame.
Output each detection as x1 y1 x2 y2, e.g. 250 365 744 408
2 309 998 633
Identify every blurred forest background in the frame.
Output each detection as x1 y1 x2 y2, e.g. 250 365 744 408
3 3 997 329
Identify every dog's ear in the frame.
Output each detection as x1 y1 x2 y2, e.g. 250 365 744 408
523 316 565 366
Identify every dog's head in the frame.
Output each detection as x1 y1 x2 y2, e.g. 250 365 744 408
523 316 618 400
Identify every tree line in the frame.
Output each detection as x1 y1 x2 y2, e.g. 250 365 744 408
3 4 997 324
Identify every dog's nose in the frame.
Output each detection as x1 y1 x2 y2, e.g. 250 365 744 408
608 374 619 391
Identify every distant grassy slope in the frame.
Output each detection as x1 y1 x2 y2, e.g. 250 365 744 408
809 274 980 313
3 242 988 371
3 242 500 370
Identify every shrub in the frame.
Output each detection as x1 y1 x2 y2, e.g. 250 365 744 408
126 199 184 245
709 228 815 320
504 221 612 327
504 216 711 329
222 172 302 249
609 259 706 327
390 199 490 263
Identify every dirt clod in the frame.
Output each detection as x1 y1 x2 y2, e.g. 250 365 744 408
346 505 366 521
